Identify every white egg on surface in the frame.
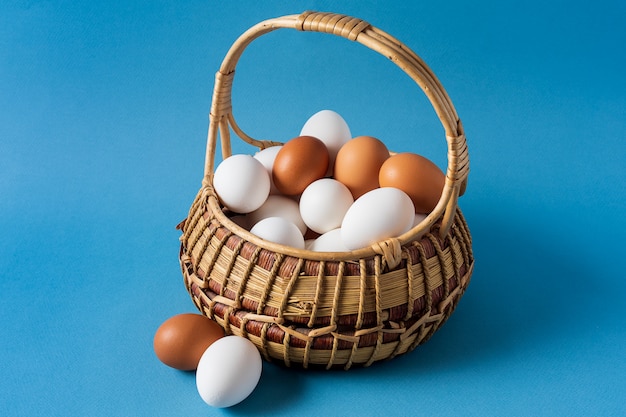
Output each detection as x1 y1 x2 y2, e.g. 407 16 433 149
340 187 415 250
247 195 307 235
196 336 262 408
299 178 353 234
213 154 270 214
299 110 351 173
253 145 282 194
308 228 349 252
249 217 305 249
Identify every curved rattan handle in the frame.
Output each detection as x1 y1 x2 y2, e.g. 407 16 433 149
203 11 469 241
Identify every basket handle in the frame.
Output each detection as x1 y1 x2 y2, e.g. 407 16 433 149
203 11 469 240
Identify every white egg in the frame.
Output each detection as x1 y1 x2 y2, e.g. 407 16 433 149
196 336 262 408
247 195 307 235
299 178 353 234
253 145 282 194
213 154 270 214
340 187 415 250
308 228 349 252
249 217 305 249
299 110 351 173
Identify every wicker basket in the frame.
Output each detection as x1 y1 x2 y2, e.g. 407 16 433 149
178 11 473 370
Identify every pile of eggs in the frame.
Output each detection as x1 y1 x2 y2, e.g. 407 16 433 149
214 109 445 252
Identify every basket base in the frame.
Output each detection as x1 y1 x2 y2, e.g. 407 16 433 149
186 264 472 370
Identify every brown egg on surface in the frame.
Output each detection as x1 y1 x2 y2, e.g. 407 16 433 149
272 136 329 195
378 152 445 214
333 136 390 199
154 313 225 371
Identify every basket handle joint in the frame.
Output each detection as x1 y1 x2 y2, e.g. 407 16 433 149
210 70 235 120
372 238 403 270
296 11 371 41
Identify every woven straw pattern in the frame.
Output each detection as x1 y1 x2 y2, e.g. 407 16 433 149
178 11 474 369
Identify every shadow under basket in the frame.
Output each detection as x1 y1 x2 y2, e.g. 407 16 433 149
177 11 474 370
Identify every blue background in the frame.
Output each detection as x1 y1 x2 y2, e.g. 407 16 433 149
1 1 625 416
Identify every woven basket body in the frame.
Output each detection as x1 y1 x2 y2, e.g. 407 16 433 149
178 11 473 369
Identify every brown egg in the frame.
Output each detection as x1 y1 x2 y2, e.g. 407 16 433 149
272 136 329 195
154 313 224 371
378 152 445 214
333 136 390 199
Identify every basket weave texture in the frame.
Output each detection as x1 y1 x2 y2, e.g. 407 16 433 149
178 11 473 369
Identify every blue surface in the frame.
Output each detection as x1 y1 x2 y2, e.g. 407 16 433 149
1 1 625 416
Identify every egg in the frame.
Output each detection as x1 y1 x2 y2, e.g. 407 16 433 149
153 313 225 371
253 145 283 194
272 136 329 195
308 228 349 252
247 195 307 235
340 187 415 250
299 109 351 173
299 178 353 234
378 153 445 214
249 217 305 249
333 135 390 199
213 154 270 213
196 336 262 408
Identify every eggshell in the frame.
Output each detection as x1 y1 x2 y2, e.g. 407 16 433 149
213 154 270 213
253 145 282 194
196 336 262 408
299 109 351 173
308 228 349 252
299 178 353 234
153 313 225 371
378 153 445 214
247 195 307 234
272 136 329 195
340 187 415 250
334 136 390 199
250 217 305 249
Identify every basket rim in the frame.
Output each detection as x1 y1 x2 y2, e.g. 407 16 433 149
185 184 471 266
